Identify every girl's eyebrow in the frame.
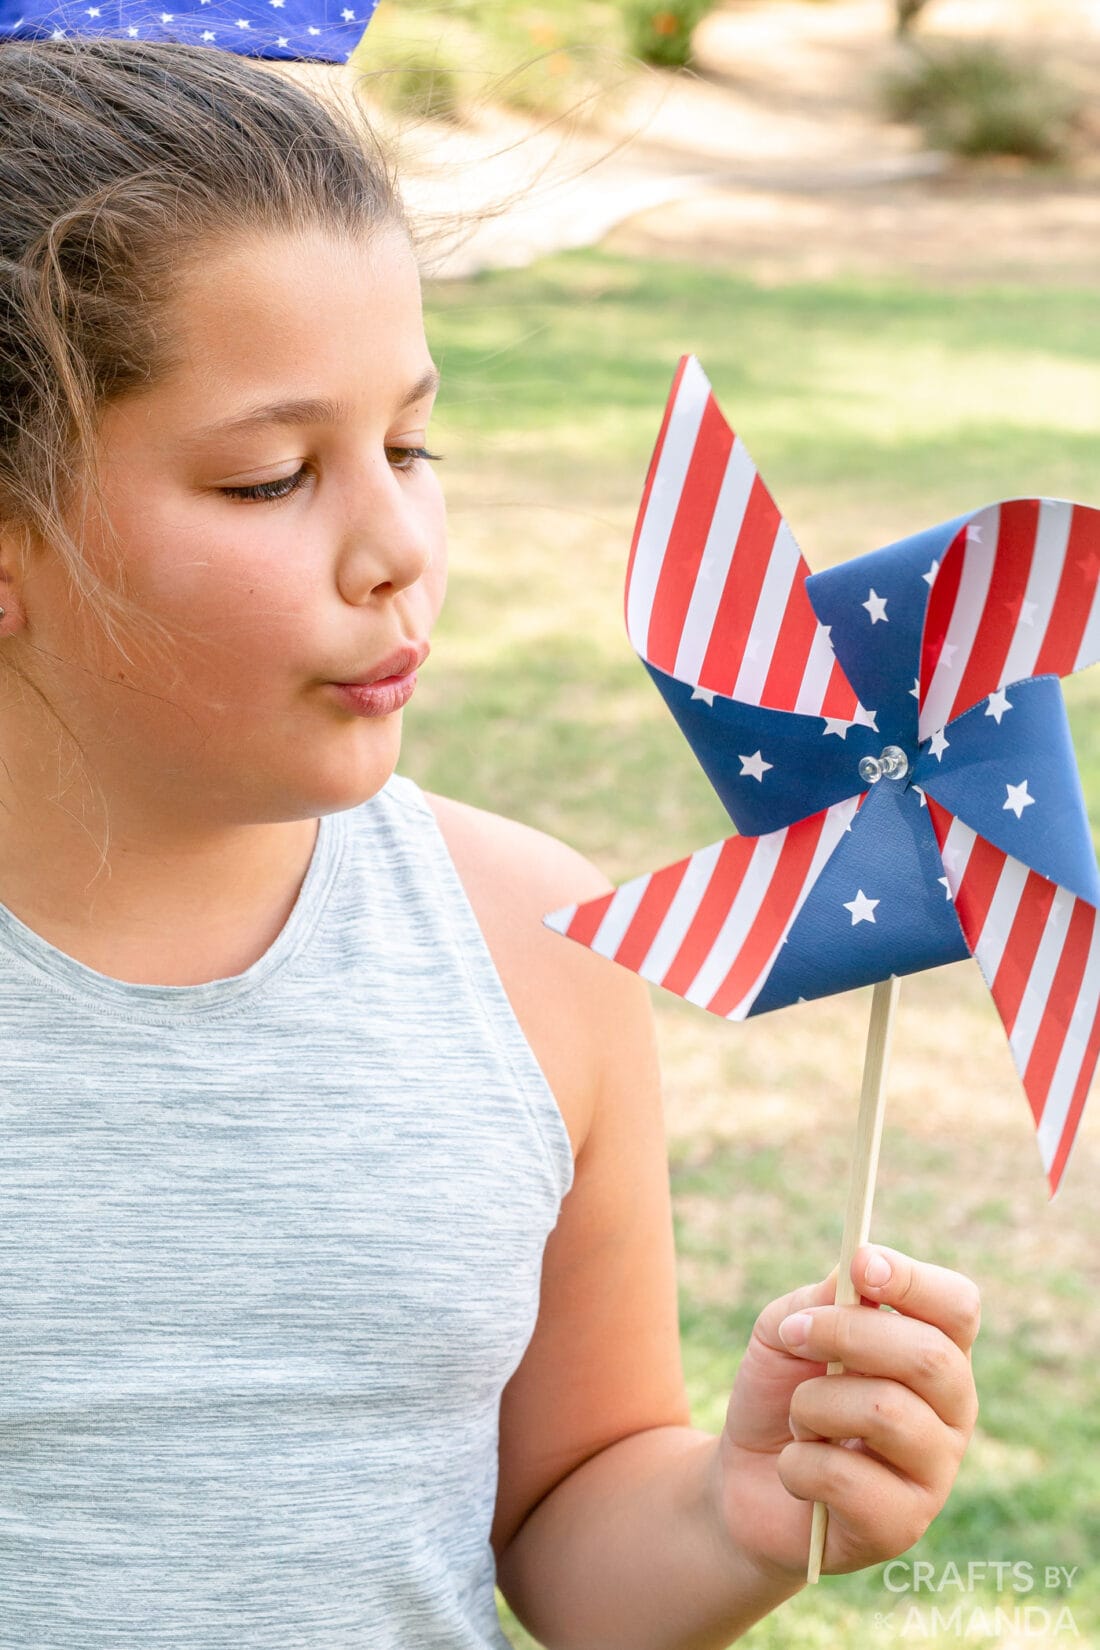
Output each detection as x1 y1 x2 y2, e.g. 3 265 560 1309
182 365 441 447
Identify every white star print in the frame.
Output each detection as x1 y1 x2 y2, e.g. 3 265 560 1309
277 33 289 42
862 588 889 624
851 703 879 732
739 751 773 782
844 890 879 926
909 678 920 700
341 7 355 18
691 687 715 707
1004 780 1035 819
928 727 950 761
985 688 1013 725
938 876 953 901
922 560 941 586
822 717 851 739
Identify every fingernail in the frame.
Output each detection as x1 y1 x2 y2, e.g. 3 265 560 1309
865 1252 892 1288
778 1311 813 1350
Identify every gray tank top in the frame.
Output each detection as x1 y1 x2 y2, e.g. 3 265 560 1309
0 772 575 1648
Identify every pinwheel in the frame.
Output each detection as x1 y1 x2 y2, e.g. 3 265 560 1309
544 355 1100 1576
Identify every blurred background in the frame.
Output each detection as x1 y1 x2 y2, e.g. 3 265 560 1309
329 3 1100 1644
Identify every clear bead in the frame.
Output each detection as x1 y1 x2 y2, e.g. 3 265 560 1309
859 745 909 786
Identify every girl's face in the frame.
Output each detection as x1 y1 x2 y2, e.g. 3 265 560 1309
15 223 447 833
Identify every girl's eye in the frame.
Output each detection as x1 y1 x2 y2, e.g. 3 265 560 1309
221 466 310 503
388 446 444 473
219 448 443 503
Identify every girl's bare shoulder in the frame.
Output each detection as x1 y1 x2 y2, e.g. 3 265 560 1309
420 789 627 1161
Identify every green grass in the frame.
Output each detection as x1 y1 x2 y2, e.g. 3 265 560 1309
405 250 1100 1648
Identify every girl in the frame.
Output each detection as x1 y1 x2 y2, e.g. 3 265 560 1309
0 35 980 1650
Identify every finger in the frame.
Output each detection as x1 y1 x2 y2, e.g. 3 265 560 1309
775 1304 978 1432
751 1265 839 1360
851 1246 982 1353
776 1440 934 1571
724 1267 843 1456
789 1374 959 1491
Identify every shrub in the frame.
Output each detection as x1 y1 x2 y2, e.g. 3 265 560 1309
622 0 716 69
354 4 470 121
359 0 634 122
881 41 1082 162
895 0 935 36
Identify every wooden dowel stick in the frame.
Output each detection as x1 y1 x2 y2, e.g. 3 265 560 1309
806 973 901 1585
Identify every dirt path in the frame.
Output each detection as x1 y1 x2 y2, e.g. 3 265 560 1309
274 0 1100 283
604 0 1100 286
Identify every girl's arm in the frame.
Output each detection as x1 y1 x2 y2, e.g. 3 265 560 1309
428 795 978 1650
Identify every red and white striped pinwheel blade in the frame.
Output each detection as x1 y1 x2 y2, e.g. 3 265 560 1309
544 798 859 1023
625 355 858 719
919 499 1100 741
928 796 1098 1197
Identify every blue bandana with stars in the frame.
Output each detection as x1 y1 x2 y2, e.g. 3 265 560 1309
0 0 377 62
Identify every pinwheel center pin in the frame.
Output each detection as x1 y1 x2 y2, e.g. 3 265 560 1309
858 745 910 785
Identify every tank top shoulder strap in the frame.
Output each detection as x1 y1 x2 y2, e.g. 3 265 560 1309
365 771 576 1204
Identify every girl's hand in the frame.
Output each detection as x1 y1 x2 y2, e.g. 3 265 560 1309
712 1245 981 1580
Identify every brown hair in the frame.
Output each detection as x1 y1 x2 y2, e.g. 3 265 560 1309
0 37 405 670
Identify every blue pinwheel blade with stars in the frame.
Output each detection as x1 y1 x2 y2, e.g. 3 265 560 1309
545 355 1100 1196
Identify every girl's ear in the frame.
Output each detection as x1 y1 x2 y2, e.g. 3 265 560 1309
0 520 36 631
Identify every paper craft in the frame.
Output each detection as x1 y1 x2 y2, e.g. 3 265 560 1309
546 353 1100 1582
545 354 1100 1199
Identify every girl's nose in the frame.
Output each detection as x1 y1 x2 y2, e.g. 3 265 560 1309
335 461 436 605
